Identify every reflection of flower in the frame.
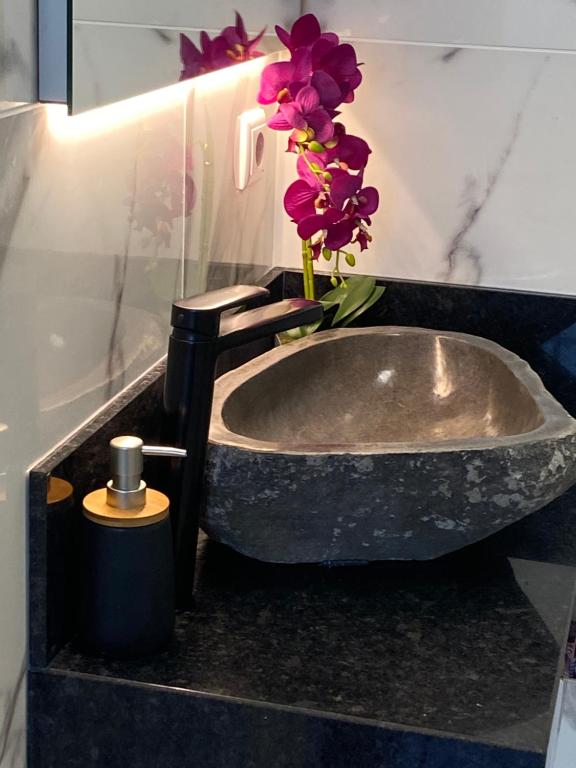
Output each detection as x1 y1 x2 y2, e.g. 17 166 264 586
125 130 195 249
259 13 381 331
180 12 265 80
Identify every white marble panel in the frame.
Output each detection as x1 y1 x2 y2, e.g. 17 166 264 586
184 57 278 293
549 680 576 767
274 42 576 296
72 21 280 112
305 0 576 51
0 0 36 101
73 0 299 33
0 87 189 764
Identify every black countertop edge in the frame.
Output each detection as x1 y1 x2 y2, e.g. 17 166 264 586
30 667 546 759
31 358 167 477
279 266 576 302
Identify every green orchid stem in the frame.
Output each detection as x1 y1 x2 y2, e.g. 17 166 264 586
301 239 316 300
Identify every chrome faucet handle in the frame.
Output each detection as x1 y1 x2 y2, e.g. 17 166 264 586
171 285 270 337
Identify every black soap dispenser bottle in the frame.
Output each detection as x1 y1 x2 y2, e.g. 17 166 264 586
79 436 185 658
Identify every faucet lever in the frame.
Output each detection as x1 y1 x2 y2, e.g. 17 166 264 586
218 298 323 349
171 284 270 337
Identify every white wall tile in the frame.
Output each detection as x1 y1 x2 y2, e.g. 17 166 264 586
0 87 185 767
72 22 280 112
305 0 576 51
549 680 576 768
184 56 279 293
72 0 299 33
274 41 576 296
0 0 36 101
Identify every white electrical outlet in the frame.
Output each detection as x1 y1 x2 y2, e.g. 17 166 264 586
234 107 266 191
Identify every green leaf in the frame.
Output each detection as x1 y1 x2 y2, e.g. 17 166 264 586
331 276 376 326
341 285 386 327
319 284 348 304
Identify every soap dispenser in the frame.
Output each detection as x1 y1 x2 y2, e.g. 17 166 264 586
79 436 185 658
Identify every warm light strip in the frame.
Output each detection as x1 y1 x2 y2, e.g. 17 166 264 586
46 56 269 141
46 81 190 140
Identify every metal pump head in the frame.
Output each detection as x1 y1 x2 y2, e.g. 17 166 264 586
107 436 186 511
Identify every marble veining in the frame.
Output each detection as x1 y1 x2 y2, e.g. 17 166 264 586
275 42 576 295
0 657 25 768
442 59 547 282
304 0 576 50
0 0 35 102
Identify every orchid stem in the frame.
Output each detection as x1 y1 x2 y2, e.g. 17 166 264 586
301 239 316 300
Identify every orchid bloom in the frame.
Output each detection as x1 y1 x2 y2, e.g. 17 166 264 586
274 14 338 53
180 13 265 81
211 12 266 68
268 85 334 144
259 13 379 298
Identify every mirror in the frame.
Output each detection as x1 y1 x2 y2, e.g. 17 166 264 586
69 1 300 113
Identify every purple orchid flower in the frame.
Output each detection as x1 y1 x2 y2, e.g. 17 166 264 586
295 174 379 251
259 12 379 291
284 179 322 222
313 43 363 104
297 206 351 250
257 49 311 104
296 152 327 187
324 130 371 170
180 13 264 81
275 14 339 53
211 12 266 68
268 85 334 143
180 32 215 79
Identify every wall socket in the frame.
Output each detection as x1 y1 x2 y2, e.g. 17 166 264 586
234 107 267 191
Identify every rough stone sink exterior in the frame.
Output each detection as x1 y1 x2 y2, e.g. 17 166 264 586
205 327 576 563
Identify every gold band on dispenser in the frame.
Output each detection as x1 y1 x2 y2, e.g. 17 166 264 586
82 487 170 528
47 477 74 505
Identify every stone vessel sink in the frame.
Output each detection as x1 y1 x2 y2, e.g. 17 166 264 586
205 327 576 563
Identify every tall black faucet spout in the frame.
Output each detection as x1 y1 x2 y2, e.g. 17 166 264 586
164 286 322 606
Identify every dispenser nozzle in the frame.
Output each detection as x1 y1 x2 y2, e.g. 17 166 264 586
107 436 186 510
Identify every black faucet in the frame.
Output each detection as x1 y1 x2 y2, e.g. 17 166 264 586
164 284 323 606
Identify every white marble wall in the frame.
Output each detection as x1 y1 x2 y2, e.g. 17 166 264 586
73 0 298 33
550 680 576 768
0 55 277 767
305 0 576 50
274 38 576 295
71 0 299 112
184 60 279 293
0 0 35 102
71 23 283 112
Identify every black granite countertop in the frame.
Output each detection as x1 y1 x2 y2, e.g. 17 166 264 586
50 501 576 761
30 272 576 768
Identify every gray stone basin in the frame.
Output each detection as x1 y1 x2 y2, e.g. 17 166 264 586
205 327 576 563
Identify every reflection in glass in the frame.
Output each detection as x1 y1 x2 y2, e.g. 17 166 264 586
180 13 266 80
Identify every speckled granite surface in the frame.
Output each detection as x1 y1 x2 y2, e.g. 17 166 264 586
28 271 576 768
50 535 576 746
